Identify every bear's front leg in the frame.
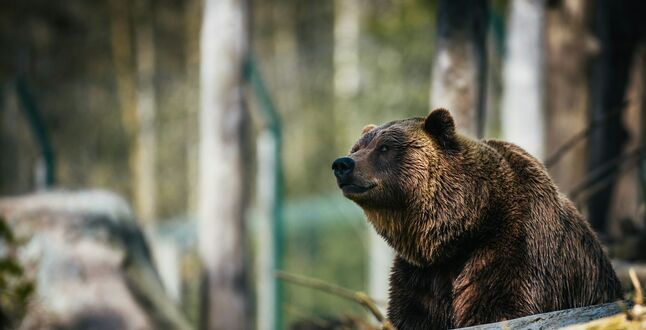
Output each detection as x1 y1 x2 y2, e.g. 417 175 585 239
387 290 452 330
450 269 536 328
388 256 455 329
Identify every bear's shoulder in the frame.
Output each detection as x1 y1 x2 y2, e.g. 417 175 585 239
482 139 555 188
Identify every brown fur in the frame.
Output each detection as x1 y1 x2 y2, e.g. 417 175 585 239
333 109 622 329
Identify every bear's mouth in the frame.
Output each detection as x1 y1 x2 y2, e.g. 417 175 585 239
339 182 375 195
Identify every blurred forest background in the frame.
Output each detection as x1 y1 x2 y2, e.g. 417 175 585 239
1 0 646 329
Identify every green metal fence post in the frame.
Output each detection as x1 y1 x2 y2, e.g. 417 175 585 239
245 55 284 330
15 78 56 188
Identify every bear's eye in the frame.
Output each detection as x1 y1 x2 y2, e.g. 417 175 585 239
379 145 389 153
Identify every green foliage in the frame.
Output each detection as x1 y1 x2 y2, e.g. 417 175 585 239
278 196 369 328
358 0 436 128
0 217 34 330
250 2 440 325
253 0 438 199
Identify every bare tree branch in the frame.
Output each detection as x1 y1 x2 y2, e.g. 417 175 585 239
569 145 645 200
545 105 625 169
276 271 394 330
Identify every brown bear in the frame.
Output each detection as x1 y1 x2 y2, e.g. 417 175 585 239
332 109 622 329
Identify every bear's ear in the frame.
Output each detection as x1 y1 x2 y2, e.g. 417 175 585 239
424 108 457 149
362 124 377 135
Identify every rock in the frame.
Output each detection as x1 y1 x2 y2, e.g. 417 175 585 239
0 190 191 330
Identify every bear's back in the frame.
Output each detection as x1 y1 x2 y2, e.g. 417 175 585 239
483 139 623 310
389 136 622 328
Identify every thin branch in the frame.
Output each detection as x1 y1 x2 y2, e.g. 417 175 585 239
283 303 334 328
573 155 640 208
545 104 625 169
627 268 646 322
630 268 643 306
569 145 646 199
276 271 394 330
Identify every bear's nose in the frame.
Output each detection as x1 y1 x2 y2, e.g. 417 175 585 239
332 157 355 179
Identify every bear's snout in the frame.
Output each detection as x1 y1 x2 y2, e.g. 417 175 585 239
332 157 354 180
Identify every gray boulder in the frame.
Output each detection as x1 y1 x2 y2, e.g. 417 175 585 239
0 190 191 330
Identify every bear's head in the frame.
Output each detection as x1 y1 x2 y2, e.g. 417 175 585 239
332 109 490 265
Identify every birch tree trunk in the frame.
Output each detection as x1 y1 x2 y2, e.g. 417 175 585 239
333 0 393 309
431 0 488 137
255 131 279 330
368 232 393 308
198 0 248 329
501 0 545 160
333 0 361 147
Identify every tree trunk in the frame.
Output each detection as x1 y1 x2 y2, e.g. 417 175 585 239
108 0 138 203
586 0 642 233
368 231 393 309
501 0 546 160
198 0 249 329
431 0 488 137
544 0 595 192
133 0 158 224
607 49 643 240
460 301 633 330
185 0 201 216
255 130 280 330
108 0 158 224
333 0 361 147
333 0 393 311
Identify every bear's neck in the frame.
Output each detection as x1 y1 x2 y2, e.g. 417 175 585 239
364 201 489 267
364 145 509 266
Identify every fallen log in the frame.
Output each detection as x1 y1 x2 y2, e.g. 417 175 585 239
459 301 633 330
461 263 646 329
